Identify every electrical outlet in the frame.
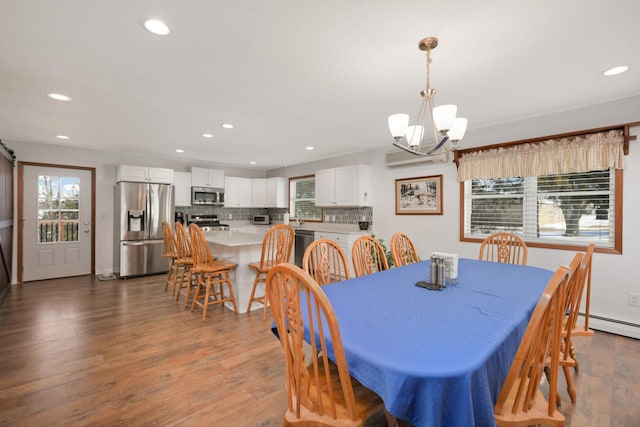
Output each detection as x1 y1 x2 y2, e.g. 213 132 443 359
228 214 232 220
628 293 640 307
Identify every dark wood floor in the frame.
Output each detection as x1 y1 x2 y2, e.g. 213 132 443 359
0 274 638 426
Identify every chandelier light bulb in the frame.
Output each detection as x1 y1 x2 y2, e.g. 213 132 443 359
388 114 409 139
433 104 457 132
448 118 468 142
405 125 424 147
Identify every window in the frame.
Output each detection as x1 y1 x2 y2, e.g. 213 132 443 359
457 127 628 253
464 169 617 250
37 175 80 243
289 175 322 221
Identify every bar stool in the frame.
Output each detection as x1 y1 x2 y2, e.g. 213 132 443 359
246 224 295 319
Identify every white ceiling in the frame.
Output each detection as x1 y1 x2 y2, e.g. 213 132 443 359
1 1 639 170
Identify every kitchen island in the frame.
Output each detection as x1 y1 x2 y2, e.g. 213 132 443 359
204 230 264 314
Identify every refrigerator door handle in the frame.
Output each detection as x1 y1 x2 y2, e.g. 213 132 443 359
122 241 146 246
147 186 152 239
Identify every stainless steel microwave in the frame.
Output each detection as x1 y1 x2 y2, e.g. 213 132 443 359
191 186 224 206
252 214 270 225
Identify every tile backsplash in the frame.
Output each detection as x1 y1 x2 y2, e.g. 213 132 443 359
322 207 373 225
175 206 373 225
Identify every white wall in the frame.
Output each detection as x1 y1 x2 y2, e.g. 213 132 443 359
271 95 640 338
9 95 640 337
9 144 267 278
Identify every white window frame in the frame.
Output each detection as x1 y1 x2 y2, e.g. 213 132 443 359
462 169 621 253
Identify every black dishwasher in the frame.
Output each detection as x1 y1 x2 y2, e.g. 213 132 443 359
294 229 315 267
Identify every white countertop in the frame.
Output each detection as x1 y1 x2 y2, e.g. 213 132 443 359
204 230 264 247
225 220 372 235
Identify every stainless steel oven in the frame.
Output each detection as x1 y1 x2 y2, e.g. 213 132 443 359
187 214 229 231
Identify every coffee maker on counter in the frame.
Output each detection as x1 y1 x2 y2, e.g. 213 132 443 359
175 211 186 225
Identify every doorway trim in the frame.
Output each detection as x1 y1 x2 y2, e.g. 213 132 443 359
17 162 96 283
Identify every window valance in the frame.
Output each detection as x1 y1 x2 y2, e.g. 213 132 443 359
457 129 624 182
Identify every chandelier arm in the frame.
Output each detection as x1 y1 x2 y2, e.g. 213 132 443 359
426 95 441 145
426 135 450 155
393 142 431 156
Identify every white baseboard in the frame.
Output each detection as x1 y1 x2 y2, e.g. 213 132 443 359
583 314 640 339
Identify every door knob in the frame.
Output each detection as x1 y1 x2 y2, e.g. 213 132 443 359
84 228 90 233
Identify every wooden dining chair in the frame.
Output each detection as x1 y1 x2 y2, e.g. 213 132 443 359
494 265 569 427
351 235 389 277
161 221 179 293
303 238 351 286
555 243 595 404
188 224 238 321
246 224 295 319
173 222 195 306
266 262 388 426
390 232 419 267
570 243 596 338
478 232 528 265
553 251 584 405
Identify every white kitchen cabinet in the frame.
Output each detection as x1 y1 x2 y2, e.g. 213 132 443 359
191 167 225 188
252 177 287 207
315 165 371 206
267 177 288 207
252 178 268 207
314 231 367 278
116 165 174 184
225 177 252 207
174 171 192 206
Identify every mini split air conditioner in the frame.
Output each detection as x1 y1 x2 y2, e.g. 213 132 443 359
384 146 450 168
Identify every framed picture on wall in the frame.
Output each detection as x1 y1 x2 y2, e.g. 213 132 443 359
395 174 443 215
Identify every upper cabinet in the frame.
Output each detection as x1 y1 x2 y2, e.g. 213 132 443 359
191 167 224 188
252 178 268 207
174 171 192 206
315 165 371 207
252 177 288 208
116 165 174 184
225 176 252 207
267 177 287 208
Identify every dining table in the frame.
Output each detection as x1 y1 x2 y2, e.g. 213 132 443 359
311 258 554 427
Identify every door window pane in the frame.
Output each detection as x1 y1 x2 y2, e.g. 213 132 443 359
37 175 80 243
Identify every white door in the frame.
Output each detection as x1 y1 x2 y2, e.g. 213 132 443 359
22 165 92 281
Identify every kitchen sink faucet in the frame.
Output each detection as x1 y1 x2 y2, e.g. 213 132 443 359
296 208 304 226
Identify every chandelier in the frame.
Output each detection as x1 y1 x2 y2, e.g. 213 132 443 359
388 37 467 156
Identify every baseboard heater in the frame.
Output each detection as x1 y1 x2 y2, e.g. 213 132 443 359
581 313 640 339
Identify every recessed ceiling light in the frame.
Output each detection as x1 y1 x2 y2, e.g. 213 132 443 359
202 133 213 138
56 135 70 140
175 149 184 153
305 146 314 150
221 123 234 129
47 93 72 101
250 161 257 165
143 19 170 36
603 66 629 77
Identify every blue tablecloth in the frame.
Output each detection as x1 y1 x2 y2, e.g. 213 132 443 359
316 258 553 427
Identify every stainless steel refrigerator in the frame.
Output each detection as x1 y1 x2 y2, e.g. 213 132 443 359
115 181 174 277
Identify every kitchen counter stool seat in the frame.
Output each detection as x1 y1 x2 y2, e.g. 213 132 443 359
189 224 238 321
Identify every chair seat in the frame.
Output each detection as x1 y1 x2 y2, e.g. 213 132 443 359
248 260 278 273
495 378 565 426
283 360 385 427
193 259 237 274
